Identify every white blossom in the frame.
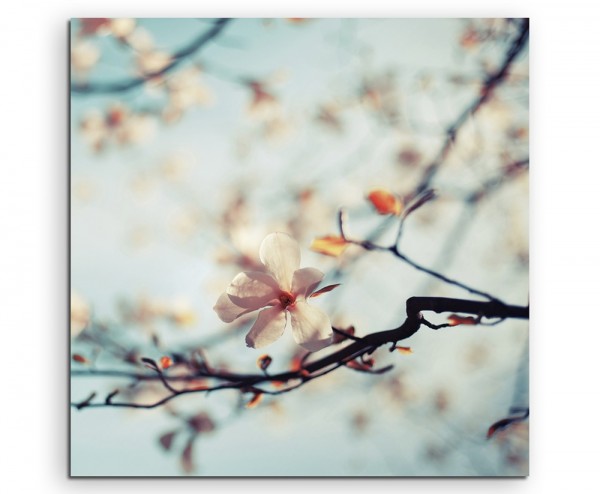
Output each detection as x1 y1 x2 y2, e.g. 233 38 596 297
214 232 333 351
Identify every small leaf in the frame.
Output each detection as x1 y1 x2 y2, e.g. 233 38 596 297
346 360 372 371
367 189 403 216
310 236 349 257
487 415 528 439
160 356 173 369
309 283 341 298
72 354 88 364
188 412 215 433
140 357 158 369
246 392 263 409
447 314 478 326
185 379 209 391
181 438 195 474
363 357 375 367
257 354 272 371
159 430 178 451
395 346 413 354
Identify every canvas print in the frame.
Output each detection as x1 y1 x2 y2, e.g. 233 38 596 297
70 18 529 477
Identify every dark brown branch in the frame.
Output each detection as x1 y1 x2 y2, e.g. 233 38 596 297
387 245 501 302
343 224 501 302
411 18 529 199
71 296 528 410
71 18 232 95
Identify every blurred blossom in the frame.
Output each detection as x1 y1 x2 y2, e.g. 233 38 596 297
125 26 155 52
162 67 214 122
315 103 344 132
115 113 157 145
72 179 96 203
262 116 293 143
71 292 90 338
477 98 513 135
214 233 334 351
459 26 480 51
495 422 529 474
246 81 281 121
80 103 157 152
287 188 334 242
136 50 172 76
109 18 136 39
121 295 197 329
79 109 108 152
359 71 402 125
170 208 204 240
119 381 169 407
130 172 157 199
215 225 267 272
71 40 101 75
167 298 198 327
160 153 191 182
286 18 311 25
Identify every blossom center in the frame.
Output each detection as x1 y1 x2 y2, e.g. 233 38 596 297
278 291 296 309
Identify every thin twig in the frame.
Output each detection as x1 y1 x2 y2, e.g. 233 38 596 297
71 19 232 95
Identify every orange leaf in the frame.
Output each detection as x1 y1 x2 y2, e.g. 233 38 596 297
447 314 478 326
72 354 88 364
310 236 349 257
309 283 341 298
257 354 272 371
362 357 375 368
367 189 403 216
395 346 413 354
346 360 372 371
290 356 303 372
246 392 263 409
186 380 209 391
160 356 173 369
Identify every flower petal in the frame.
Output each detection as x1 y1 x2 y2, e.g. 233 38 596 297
226 271 280 309
245 306 287 349
291 267 324 299
213 292 254 323
259 232 300 291
289 300 333 352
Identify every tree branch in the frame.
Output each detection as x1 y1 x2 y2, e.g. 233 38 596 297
71 18 232 95
71 296 528 410
411 18 529 199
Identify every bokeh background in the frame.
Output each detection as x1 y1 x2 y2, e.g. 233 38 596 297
70 18 529 476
